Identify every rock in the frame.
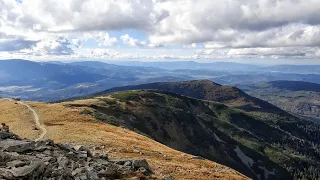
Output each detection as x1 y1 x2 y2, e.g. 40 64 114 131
190 155 205 160
132 159 152 173
11 161 45 178
99 154 108 160
0 168 13 179
72 167 86 176
73 145 86 151
124 161 132 166
87 170 99 179
163 174 175 180
0 132 21 140
138 167 148 174
93 146 101 150
0 139 35 152
0 132 154 179
133 149 140 153
57 157 69 169
79 151 89 158
74 145 93 158
6 160 26 167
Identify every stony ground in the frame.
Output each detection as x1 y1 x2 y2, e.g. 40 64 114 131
0 131 157 180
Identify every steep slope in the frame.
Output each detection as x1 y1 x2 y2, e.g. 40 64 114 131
0 98 248 180
73 90 320 180
96 80 283 113
240 81 320 121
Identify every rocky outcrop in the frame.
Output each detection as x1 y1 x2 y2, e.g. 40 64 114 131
0 132 153 180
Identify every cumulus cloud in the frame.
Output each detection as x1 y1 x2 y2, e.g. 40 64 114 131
120 34 146 47
21 37 74 56
1 0 320 62
93 32 117 46
9 0 168 32
149 0 320 45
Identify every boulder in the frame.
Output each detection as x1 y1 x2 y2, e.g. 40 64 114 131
6 160 26 167
0 139 35 152
10 161 45 178
0 132 21 140
132 159 152 172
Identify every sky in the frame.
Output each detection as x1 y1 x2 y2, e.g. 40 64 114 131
0 0 320 64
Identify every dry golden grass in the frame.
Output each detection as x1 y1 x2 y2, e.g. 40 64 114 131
1 98 250 180
0 99 38 139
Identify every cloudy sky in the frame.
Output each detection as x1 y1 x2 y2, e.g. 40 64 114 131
0 0 320 64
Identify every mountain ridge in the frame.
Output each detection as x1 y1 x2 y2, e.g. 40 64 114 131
73 89 320 180
95 80 285 114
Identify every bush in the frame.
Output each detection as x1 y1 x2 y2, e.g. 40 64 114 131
101 98 117 105
80 109 92 115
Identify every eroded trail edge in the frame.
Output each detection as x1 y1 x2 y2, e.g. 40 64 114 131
18 101 47 141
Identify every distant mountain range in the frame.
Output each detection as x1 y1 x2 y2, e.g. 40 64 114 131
1 59 319 102
0 59 104 87
106 60 320 74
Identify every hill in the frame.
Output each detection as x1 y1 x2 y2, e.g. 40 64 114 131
239 81 320 122
63 90 320 180
96 80 283 113
0 98 248 180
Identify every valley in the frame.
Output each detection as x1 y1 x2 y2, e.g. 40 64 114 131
240 81 320 122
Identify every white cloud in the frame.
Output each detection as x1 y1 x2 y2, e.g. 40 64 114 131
120 34 146 47
183 43 197 48
93 32 117 46
72 39 82 48
0 0 320 63
11 0 168 32
149 0 320 45
20 37 74 56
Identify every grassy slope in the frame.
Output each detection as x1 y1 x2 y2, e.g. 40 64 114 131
0 98 248 180
0 99 38 139
72 90 320 180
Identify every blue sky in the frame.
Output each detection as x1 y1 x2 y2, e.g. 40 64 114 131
0 0 320 64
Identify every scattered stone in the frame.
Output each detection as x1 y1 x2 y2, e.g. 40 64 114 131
163 174 175 180
0 131 153 179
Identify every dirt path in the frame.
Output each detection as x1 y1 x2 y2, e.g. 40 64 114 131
16 100 47 141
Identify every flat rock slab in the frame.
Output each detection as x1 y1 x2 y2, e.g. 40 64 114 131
0 140 35 153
